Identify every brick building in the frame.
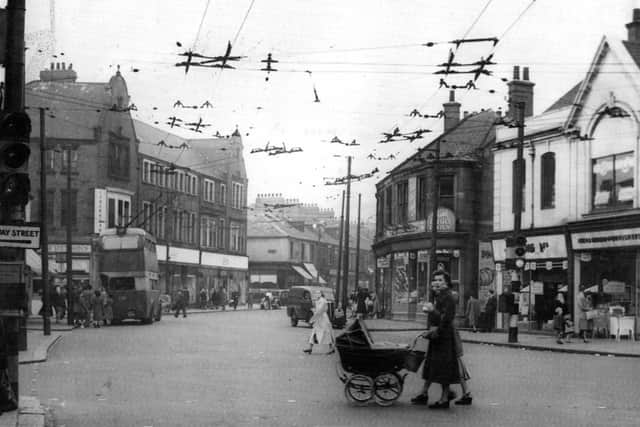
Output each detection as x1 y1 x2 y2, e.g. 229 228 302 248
133 120 248 303
373 91 497 319
26 63 139 287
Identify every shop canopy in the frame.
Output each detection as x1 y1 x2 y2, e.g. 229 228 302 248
292 265 313 280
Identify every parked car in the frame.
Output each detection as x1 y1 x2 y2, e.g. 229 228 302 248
287 286 345 329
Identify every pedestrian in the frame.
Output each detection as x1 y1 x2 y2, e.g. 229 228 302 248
210 288 218 309
247 292 253 310
92 289 104 328
71 284 83 328
367 292 376 318
465 294 481 333
577 284 594 343
553 292 570 344
52 285 66 323
303 291 335 355
355 287 368 320
102 291 113 326
174 290 187 318
484 289 497 332
79 284 94 328
199 287 208 309
371 293 380 319
411 271 460 409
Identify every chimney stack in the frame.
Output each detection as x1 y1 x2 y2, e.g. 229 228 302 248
507 65 535 119
40 62 78 82
443 90 461 131
627 9 640 42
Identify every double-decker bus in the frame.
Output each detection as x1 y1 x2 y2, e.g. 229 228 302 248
93 227 162 324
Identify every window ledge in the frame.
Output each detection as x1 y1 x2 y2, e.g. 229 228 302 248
583 207 640 219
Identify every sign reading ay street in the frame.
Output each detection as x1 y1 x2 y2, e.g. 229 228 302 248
0 224 41 248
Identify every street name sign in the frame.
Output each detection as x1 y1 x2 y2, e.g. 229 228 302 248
0 224 41 248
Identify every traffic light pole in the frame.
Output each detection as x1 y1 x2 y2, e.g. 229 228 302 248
508 102 526 343
40 108 50 335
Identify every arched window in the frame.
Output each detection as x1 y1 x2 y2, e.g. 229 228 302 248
540 152 556 209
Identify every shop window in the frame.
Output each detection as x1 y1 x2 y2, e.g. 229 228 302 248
512 158 526 213
439 175 455 212
592 152 634 209
540 152 556 209
397 181 408 223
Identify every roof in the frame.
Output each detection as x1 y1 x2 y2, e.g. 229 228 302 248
26 80 114 140
496 105 571 143
247 209 322 241
133 119 246 180
623 40 640 68
544 81 581 113
384 110 497 180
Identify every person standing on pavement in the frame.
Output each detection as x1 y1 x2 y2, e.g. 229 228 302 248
411 271 460 409
52 285 66 323
79 284 94 328
92 289 104 328
102 291 113 326
484 289 497 332
465 294 481 333
174 290 187 318
553 292 570 344
303 291 335 355
355 287 368 319
199 288 208 309
577 284 593 343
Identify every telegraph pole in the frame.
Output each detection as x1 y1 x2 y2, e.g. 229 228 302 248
40 108 50 335
341 156 352 313
335 191 345 307
65 147 73 325
354 193 361 291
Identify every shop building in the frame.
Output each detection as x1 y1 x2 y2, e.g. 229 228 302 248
27 64 139 289
373 92 497 320
133 120 249 304
492 10 640 337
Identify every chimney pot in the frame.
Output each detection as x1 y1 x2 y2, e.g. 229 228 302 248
62 62 66 70
627 9 640 43
56 63 60 70
513 65 520 80
449 90 455 102
523 67 530 81
50 62 54 70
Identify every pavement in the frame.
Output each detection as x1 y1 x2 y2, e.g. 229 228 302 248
2 304 638 426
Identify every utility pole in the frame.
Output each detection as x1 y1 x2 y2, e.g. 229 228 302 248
341 156 352 313
428 140 441 293
354 193 361 291
65 147 73 325
335 191 345 307
39 108 50 335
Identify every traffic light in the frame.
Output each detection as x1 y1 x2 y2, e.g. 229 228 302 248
0 111 31 207
514 234 527 269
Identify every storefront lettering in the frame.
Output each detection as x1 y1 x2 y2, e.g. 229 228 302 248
577 233 640 244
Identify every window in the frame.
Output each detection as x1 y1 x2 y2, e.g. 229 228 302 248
290 241 295 259
416 176 427 219
204 179 215 203
200 216 218 248
107 196 130 229
219 183 227 205
45 190 55 227
439 175 455 212
61 150 79 173
541 152 556 209
384 187 392 226
191 175 198 196
60 189 78 229
218 218 225 248
45 150 58 173
157 206 166 239
397 181 408 223
592 152 634 209
142 201 153 234
230 222 241 251
376 193 384 235
142 160 152 183
512 158 526 213
108 141 129 178
232 182 244 209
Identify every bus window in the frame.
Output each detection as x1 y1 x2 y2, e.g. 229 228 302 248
109 277 135 291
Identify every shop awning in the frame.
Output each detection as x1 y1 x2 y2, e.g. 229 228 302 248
292 265 313 280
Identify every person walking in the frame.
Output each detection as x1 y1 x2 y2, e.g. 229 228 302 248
577 284 594 343
303 291 335 355
92 289 104 328
553 293 570 344
174 290 187 318
199 288 208 309
355 287 368 320
79 284 94 328
484 289 497 332
52 285 66 323
465 294 481 333
411 271 460 409
102 291 113 326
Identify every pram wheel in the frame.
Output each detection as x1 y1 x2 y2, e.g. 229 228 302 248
373 373 403 406
344 374 374 405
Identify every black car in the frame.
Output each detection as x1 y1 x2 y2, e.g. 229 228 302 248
286 286 345 329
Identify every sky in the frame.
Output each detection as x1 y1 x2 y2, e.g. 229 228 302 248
18 0 640 221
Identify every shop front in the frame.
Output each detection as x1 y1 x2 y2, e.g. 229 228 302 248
570 223 640 339
492 233 569 330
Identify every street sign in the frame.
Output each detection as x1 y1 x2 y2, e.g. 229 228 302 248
0 224 41 248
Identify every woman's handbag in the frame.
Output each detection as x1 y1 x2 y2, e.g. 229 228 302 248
405 335 427 372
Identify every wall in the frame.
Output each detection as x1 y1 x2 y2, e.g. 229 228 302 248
247 237 289 262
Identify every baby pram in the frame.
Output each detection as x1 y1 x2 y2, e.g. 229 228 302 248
335 319 420 406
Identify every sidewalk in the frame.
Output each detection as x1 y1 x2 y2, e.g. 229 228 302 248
364 318 640 358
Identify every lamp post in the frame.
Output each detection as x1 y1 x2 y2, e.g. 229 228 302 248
312 222 323 283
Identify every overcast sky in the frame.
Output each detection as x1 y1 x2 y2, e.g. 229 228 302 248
20 0 640 221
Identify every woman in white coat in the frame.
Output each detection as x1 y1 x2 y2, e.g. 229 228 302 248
303 292 335 355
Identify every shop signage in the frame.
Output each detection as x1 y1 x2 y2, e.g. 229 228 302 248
377 256 390 268
417 250 429 263
603 280 625 294
383 219 426 238
94 188 107 234
580 252 592 262
426 207 456 233
492 234 567 262
531 281 544 295
572 227 640 250
0 224 41 248
478 241 495 287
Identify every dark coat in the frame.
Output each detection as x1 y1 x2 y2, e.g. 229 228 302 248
356 290 368 314
485 294 497 314
423 288 460 385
